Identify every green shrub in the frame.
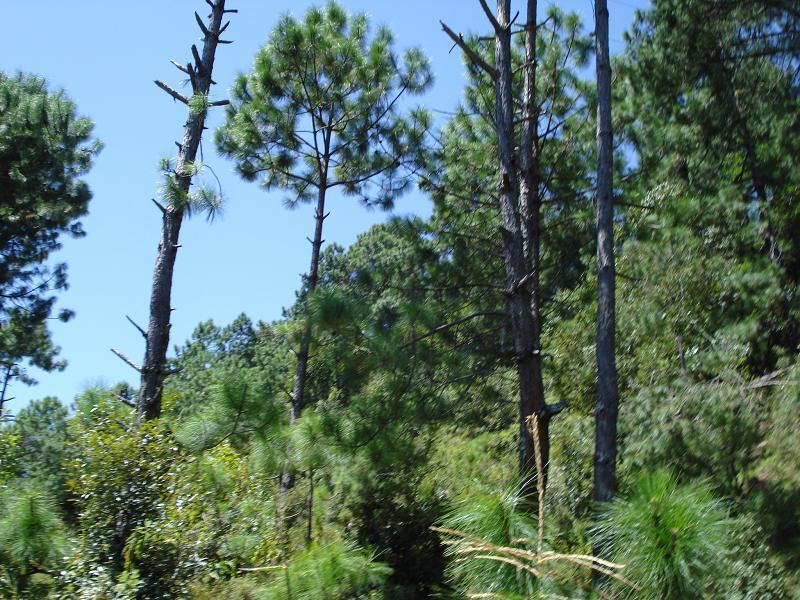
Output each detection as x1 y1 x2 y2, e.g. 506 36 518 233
593 470 733 599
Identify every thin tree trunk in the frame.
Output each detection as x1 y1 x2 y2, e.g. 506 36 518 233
291 184 328 423
0 363 12 418
138 0 231 423
592 0 620 506
279 184 327 495
306 468 314 547
492 0 548 477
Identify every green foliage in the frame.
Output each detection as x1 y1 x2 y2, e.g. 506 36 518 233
0 71 100 389
158 157 223 222
259 541 392 600
66 389 176 576
0 484 68 598
593 471 733 599
439 481 538 598
0 426 22 486
12 396 70 502
217 1 432 209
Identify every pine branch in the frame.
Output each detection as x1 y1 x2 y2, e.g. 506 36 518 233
125 315 148 339
155 80 189 104
111 348 142 373
440 21 498 80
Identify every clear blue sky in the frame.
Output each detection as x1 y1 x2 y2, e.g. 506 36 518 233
1 0 647 415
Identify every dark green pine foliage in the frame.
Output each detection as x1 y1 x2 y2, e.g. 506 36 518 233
216 1 433 438
11 397 70 505
421 6 595 465
0 72 100 409
619 0 800 371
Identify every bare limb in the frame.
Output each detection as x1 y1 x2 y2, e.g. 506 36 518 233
155 80 189 104
441 21 497 80
125 315 147 339
111 348 142 373
478 0 503 32
170 60 191 75
195 11 211 37
191 44 205 74
151 198 167 213
407 311 505 346
111 392 136 408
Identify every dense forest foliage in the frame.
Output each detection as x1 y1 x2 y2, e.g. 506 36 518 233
1 0 799 598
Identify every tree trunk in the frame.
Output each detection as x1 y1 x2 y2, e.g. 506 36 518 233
592 0 619 506
491 0 549 478
280 182 327 493
517 0 550 489
138 0 231 423
0 363 12 418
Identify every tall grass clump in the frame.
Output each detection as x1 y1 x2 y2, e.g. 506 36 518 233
259 541 392 599
592 470 733 599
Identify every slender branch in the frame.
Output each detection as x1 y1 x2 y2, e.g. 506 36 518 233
195 11 211 37
155 80 189 104
151 198 167 213
478 0 503 32
125 315 147 339
407 311 505 346
111 392 136 408
170 60 191 75
111 348 142 373
441 21 498 80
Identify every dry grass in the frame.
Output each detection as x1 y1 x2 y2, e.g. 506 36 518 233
432 414 638 597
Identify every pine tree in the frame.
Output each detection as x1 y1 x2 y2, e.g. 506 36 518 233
0 72 100 413
592 0 620 507
118 0 235 423
216 1 432 488
439 1 590 481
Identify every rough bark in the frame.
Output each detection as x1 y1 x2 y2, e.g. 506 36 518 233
517 0 550 486
137 0 231 423
0 363 12 419
491 0 549 477
592 0 620 505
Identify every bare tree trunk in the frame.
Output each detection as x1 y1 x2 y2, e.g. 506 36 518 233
490 0 549 477
592 0 620 506
517 0 551 489
137 0 233 423
0 363 12 419
306 468 314 547
291 185 328 423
